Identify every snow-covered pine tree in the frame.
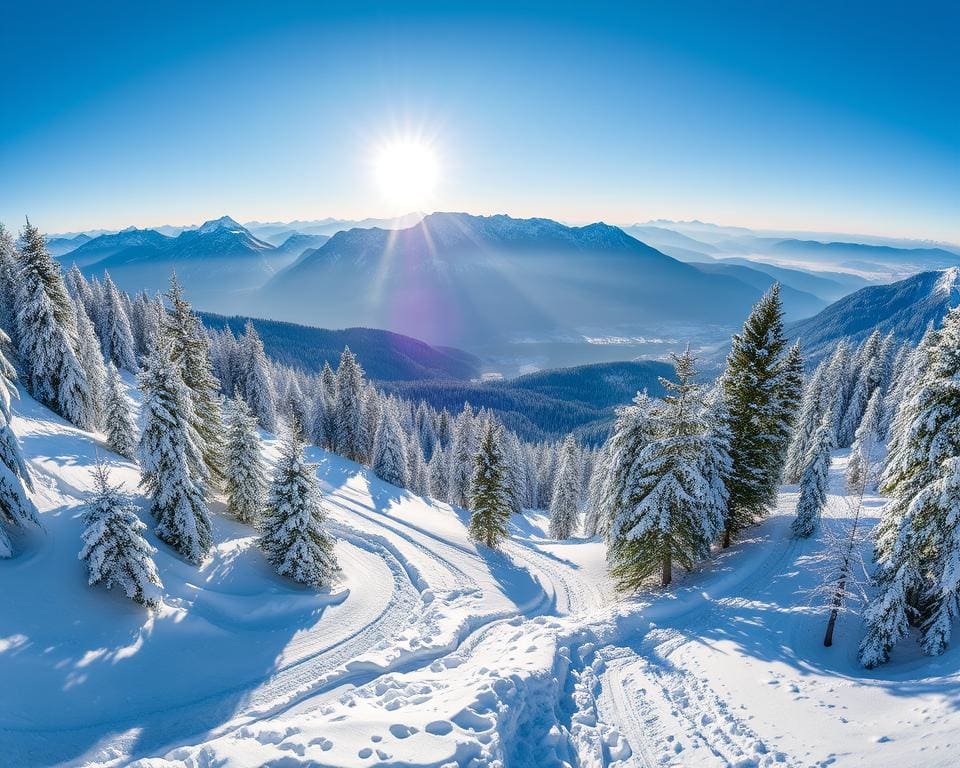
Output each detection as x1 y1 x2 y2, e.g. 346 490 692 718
372 399 409 488
824 340 854 439
838 331 883 448
784 359 830 484
282 375 311 441
236 320 277 432
137 338 212 564
416 402 437 461
791 411 833 538
549 434 581 539
16 220 76 336
435 409 453 450
775 340 805 455
103 363 137 460
0 225 19 341
79 462 162 608
163 277 224 487
449 404 477 508
74 300 107 427
468 421 512 549
223 393 267 527
406 434 428 495
360 383 381 463
860 308 960 666
583 439 613 538
333 347 366 462
846 388 883 494
502 430 527 515
879 342 913 440
607 348 726 589
259 430 340 587
701 382 734 514
428 446 450 502
0 330 40 557
720 284 791 547
15 234 94 428
65 264 93 316
595 393 658 540
102 273 138 372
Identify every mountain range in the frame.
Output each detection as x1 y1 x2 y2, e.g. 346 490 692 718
260 212 771 349
54 212 960 366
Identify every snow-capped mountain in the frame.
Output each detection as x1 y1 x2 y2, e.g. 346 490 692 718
789 267 960 359
71 217 283 310
44 233 92 257
260 212 763 348
60 227 172 267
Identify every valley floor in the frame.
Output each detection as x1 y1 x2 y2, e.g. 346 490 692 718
2 389 959 767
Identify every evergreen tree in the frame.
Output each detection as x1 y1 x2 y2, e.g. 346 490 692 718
223 393 267 526
791 412 833 538
334 347 366 462
360 383 381 463
838 331 883 447
502 430 527 515
607 348 727 589
846 388 883 494
102 273 138 372
406 434 428 495
311 361 338 449
720 285 793 547
784 359 829 484
372 400 409 488
79 462 162 608
17 220 75 335
428 446 450 502
584 440 613 538
237 320 277 432
16 240 93 428
449 404 477 507
549 435 581 539
860 308 960 666
0 225 18 341
164 277 225 487
0 330 40 557
260 431 340 587
138 339 212 564
103 363 137 460
824 340 855 439
595 393 658 541
468 422 512 549
74 301 107 427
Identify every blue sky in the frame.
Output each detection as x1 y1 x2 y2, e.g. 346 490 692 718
1 1 957 241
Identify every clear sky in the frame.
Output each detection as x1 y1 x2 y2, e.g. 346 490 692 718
1 1 957 241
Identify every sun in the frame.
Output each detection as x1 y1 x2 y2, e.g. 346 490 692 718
374 139 439 209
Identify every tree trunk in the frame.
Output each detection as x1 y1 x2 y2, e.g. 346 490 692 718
722 527 732 549
661 547 672 587
823 575 846 647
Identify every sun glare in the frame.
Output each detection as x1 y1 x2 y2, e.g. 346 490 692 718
374 139 439 208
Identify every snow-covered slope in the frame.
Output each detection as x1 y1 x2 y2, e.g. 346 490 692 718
3 384 960 767
790 268 960 360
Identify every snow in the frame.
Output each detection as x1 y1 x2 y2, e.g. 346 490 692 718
3 383 960 766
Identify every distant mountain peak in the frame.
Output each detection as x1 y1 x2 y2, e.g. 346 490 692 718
198 215 244 234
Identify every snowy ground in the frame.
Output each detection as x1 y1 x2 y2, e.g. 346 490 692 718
2 387 960 767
